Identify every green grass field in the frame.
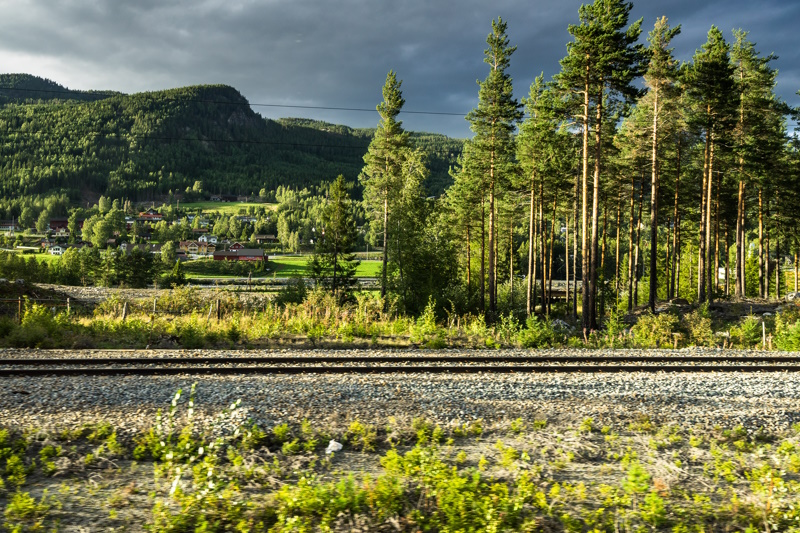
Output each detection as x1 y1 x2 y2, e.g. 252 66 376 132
268 256 381 278
22 250 381 279
178 201 276 214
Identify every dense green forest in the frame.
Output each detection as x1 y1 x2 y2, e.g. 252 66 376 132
2 0 800 329
0 74 462 213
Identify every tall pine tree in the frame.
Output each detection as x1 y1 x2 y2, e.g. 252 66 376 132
464 17 522 318
556 0 643 331
643 17 681 312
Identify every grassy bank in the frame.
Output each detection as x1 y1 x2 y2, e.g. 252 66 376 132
2 286 800 350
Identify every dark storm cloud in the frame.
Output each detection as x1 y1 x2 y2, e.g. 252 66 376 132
0 0 797 137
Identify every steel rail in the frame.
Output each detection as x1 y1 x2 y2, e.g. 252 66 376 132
2 363 800 377
4 355 800 366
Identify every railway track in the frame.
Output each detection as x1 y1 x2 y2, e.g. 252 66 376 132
3 354 800 376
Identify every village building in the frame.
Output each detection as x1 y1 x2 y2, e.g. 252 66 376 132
212 249 265 262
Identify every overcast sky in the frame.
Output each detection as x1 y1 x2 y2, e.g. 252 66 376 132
1 0 798 138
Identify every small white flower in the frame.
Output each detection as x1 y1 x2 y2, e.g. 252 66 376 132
198 447 204 455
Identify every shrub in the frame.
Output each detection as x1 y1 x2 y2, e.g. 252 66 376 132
495 313 521 347
631 312 679 348
411 297 444 347
682 304 713 346
775 308 800 351
600 310 629 348
518 315 556 348
273 277 307 307
730 316 762 348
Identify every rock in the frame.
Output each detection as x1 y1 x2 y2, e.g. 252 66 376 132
326 440 343 455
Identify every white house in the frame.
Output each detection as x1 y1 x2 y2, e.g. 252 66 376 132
49 245 65 256
198 234 218 244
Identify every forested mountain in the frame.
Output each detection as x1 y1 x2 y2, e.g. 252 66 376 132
0 73 119 105
0 77 462 207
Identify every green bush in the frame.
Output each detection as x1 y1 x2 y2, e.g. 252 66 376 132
411 297 445 347
631 312 679 348
273 277 307 306
600 310 629 348
730 316 762 348
518 316 556 348
495 313 521 347
682 304 713 346
775 308 800 351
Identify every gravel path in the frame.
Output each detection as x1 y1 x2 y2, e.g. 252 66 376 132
2 348 800 434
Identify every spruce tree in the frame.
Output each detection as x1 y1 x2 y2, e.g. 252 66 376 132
310 176 360 303
360 71 410 303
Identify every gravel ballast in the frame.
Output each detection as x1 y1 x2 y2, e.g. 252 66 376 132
2 348 800 434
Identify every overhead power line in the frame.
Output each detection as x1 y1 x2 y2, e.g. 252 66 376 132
0 86 468 117
0 129 463 155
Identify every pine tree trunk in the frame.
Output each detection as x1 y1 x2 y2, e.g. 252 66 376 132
492 202 501 310
532 195 539 313
615 195 621 309
526 176 535 316
671 140 681 299
588 87 603 331
573 173 579 319
699 124 710 302
714 173 720 295
466 224 471 299
539 183 547 315
600 202 608 318
488 178 496 317
627 176 636 312
548 196 557 316
704 131 715 303
794 250 798 292
509 217 514 312
381 194 389 301
735 179 745 298
765 202 770 299
775 234 780 299
665 217 671 298
480 196 486 312
649 86 659 313
758 188 764 298
580 78 591 332
741 218 747 298
725 227 730 297
566 211 571 310
634 180 643 307
676 215 682 298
